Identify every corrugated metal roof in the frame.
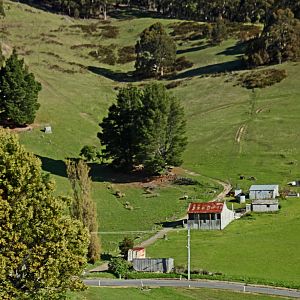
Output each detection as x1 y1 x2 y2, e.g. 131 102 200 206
249 185 278 191
132 247 145 251
188 202 223 214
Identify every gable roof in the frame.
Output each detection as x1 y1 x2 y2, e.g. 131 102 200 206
249 185 278 191
188 202 224 214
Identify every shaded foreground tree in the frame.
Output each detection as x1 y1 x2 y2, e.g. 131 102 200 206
0 50 41 126
135 22 176 77
66 160 101 263
0 129 89 300
245 8 300 67
98 83 187 174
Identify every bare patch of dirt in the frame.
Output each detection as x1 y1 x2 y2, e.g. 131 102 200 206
235 124 247 143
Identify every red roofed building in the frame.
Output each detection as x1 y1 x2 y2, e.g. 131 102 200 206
127 247 146 262
187 202 234 230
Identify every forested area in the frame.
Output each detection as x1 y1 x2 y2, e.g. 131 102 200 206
17 0 300 21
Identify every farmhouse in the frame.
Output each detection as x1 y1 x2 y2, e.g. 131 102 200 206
187 202 234 230
252 200 279 212
249 184 279 200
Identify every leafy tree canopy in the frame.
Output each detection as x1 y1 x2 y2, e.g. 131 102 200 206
98 83 187 174
245 8 300 67
135 22 176 77
0 50 41 126
0 129 89 300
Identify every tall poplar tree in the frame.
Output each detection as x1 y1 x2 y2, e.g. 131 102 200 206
0 129 89 300
66 160 101 264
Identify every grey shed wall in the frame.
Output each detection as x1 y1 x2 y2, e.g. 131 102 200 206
252 204 279 212
132 258 174 273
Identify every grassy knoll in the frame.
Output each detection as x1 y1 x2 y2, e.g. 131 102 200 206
68 287 292 300
148 198 300 286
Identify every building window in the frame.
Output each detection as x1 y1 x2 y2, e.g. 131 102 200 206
267 204 270 208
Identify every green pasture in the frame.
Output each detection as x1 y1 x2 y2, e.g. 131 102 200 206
1 0 300 267
68 287 292 300
148 198 300 286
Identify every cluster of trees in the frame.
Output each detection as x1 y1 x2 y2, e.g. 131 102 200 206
98 83 187 174
0 50 41 127
19 0 300 22
245 8 300 66
0 130 89 299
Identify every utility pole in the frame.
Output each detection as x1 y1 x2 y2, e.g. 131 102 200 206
187 225 191 281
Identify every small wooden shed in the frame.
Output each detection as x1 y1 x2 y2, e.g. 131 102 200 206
187 202 234 230
127 247 146 262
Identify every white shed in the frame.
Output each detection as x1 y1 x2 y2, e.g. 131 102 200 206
249 185 279 200
252 200 279 212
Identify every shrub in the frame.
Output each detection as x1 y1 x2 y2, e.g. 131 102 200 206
174 56 194 71
117 45 136 64
89 44 117 65
100 25 119 39
238 69 287 89
173 177 200 185
108 258 131 279
169 22 212 40
165 81 182 89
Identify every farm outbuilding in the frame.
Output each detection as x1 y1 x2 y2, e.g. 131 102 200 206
127 247 146 262
132 258 174 273
187 202 234 230
252 200 279 212
249 185 279 200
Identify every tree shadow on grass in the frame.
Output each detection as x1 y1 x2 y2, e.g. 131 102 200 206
217 42 247 56
87 66 137 83
155 219 186 228
109 8 163 20
37 155 152 184
173 59 243 80
176 44 212 55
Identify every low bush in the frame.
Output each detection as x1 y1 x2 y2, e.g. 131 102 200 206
89 44 117 65
173 177 200 186
238 69 287 89
165 81 182 89
174 56 194 71
100 25 119 39
117 45 135 64
169 22 212 40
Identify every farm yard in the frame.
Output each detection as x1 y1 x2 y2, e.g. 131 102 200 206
1 0 300 293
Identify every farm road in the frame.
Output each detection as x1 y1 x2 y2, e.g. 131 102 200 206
84 279 300 298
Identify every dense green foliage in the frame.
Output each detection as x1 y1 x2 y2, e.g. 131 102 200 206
135 22 176 77
99 83 187 173
119 237 134 259
80 145 101 162
0 0 5 17
0 130 89 300
108 257 131 278
18 0 300 22
0 50 41 126
245 8 300 66
66 160 101 263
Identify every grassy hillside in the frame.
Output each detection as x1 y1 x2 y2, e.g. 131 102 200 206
1 0 300 259
148 198 300 286
68 287 292 300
